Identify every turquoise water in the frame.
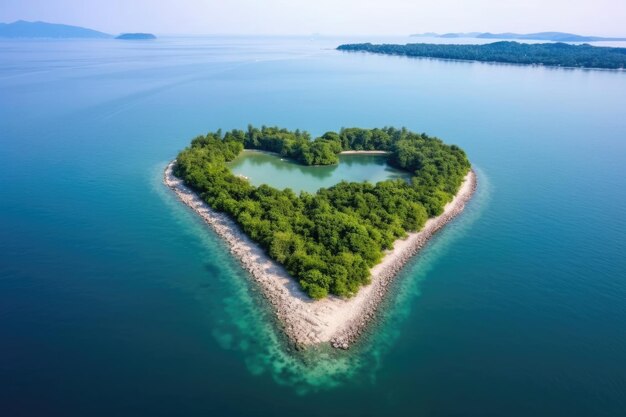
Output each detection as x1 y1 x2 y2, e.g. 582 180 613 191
1 36 626 416
228 151 408 193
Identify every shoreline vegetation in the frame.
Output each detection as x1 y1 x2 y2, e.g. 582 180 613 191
166 125 475 348
337 42 626 70
165 162 476 349
173 126 471 299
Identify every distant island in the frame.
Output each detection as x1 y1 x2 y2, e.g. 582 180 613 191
165 126 475 348
0 21 157 40
410 31 626 42
0 20 111 38
337 41 626 70
115 33 156 40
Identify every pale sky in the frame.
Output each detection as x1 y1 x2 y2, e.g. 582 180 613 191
1 0 625 37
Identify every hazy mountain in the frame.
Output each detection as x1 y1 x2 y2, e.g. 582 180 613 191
478 32 626 41
0 20 112 38
410 32 481 38
410 31 626 42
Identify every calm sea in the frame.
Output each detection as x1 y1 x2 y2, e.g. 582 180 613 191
1 36 625 416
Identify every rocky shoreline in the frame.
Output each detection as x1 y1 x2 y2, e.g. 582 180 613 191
329 170 477 348
164 161 476 349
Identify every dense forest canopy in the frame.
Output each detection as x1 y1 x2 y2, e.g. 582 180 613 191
174 126 470 299
337 41 626 70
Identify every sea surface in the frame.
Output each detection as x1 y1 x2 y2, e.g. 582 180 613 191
1 36 625 416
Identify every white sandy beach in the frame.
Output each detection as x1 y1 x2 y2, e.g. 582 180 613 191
164 161 476 349
339 150 391 155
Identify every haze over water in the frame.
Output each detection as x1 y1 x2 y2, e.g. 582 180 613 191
1 36 626 416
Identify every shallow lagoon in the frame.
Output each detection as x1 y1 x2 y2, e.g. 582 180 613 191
228 151 409 193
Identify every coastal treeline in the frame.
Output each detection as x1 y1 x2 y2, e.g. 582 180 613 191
217 126 341 165
337 41 626 70
175 126 470 299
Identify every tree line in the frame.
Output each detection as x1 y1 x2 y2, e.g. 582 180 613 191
174 126 470 299
337 41 626 70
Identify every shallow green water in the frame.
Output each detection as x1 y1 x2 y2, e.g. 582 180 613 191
228 151 409 193
1 36 625 416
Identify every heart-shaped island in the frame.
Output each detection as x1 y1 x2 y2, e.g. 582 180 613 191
165 126 476 349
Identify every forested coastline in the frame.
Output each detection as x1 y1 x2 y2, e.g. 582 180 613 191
337 41 626 70
174 126 470 299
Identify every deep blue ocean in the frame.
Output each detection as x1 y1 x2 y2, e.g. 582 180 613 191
1 36 625 416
